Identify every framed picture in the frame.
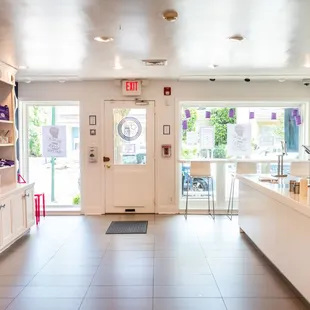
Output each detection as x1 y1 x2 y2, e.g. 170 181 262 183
89 115 96 126
90 129 96 136
163 125 170 135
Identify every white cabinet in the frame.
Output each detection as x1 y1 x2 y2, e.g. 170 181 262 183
24 188 35 228
11 192 27 236
0 198 14 248
0 185 35 253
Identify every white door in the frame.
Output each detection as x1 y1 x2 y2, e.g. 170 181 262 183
104 100 155 213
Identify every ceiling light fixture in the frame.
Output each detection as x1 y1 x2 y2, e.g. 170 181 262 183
24 80 31 84
209 64 218 69
58 80 66 83
278 79 286 83
94 36 114 43
162 10 178 22
228 34 245 42
18 65 28 70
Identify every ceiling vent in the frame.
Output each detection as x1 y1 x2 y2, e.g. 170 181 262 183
142 59 167 66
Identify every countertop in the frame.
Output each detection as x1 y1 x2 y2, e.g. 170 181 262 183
237 174 310 217
0 182 35 200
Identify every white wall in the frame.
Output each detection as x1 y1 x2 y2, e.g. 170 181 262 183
19 80 310 214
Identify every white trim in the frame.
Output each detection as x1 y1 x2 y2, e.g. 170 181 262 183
18 101 81 211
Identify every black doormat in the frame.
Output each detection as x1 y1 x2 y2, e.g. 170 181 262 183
106 221 148 234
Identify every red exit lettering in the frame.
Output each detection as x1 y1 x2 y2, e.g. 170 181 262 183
126 81 138 92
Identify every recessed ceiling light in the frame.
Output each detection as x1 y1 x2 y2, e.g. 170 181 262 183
162 10 178 22
114 64 123 70
228 34 245 42
209 64 218 69
278 79 286 83
24 80 31 83
18 65 28 70
94 36 114 43
304 63 310 68
58 80 66 83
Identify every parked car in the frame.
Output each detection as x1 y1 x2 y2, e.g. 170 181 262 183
182 165 209 194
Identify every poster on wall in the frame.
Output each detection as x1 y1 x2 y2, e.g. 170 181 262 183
227 124 252 156
42 126 67 157
200 127 215 149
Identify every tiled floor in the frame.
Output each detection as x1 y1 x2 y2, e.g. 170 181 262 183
0 215 308 310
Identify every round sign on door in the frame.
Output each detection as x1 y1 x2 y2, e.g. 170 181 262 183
117 117 142 141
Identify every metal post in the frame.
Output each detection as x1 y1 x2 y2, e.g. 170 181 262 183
51 107 56 202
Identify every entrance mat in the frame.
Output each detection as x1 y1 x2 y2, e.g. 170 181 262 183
106 221 148 234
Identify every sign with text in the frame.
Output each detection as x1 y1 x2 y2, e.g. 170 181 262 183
42 126 67 157
122 80 142 96
200 127 215 149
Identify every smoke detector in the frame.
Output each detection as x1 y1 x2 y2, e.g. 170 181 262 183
142 59 167 66
162 10 178 22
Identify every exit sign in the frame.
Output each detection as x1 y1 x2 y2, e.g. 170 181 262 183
122 80 142 96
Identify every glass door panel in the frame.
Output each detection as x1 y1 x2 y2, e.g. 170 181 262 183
27 105 80 208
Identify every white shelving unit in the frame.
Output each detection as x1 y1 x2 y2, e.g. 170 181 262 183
0 61 35 254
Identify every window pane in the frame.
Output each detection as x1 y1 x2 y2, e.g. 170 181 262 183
114 108 146 165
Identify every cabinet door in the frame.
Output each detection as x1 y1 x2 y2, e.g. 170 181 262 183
25 188 35 228
0 198 14 247
11 192 27 236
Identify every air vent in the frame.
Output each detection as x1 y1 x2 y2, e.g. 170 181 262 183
142 59 167 66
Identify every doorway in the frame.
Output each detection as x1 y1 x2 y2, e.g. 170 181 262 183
20 102 81 210
104 100 155 213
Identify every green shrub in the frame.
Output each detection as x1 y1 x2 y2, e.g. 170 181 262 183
72 194 80 205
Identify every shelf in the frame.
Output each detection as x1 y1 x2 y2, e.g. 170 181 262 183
0 144 14 147
0 165 14 171
0 120 13 124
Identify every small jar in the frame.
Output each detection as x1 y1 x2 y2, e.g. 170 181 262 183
289 180 296 192
294 182 300 194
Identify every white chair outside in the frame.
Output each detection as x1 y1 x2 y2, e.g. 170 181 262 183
227 162 257 220
185 161 215 220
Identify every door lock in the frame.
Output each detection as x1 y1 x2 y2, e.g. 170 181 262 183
103 156 110 162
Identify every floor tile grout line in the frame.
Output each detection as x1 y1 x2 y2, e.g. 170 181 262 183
197 221 229 310
77 232 111 310
1 217 87 310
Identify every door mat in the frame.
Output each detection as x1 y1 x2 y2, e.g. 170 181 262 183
106 221 148 234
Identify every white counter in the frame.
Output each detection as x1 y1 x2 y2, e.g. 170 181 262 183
238 175 310 303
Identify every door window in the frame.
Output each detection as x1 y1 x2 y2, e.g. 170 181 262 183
113 108 147 165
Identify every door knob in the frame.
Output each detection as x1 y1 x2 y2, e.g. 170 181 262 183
103 156 110 162
106 165 111 169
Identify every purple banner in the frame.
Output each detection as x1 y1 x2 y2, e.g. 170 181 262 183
184 109 191 119
291 109 298 117
205 111 211 119
295 115 302 126
249 111 255 119
228 108 235 118
271 112 277 120
182 120 188 130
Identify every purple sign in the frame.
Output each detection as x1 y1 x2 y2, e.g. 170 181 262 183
291 109 298 117
228 108 235 118
205 111 211 119
271 112 277 120
249 111 255 119
295 115 302 126
182 120 188 130
184 109 191 119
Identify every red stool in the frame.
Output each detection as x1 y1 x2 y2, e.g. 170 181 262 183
34 193 46 217
34 196 40 225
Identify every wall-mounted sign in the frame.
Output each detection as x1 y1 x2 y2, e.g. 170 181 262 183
42 125 67 157
122 80 142 96
227 124 252 156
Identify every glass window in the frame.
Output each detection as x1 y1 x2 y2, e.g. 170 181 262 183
181 106 300 160
114 108 146 165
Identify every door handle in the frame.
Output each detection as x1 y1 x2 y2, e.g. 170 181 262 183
106 165 111 169
103 156 110 162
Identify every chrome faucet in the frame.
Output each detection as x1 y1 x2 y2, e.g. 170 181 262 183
273 141 287 177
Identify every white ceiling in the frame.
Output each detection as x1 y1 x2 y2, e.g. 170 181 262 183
1 0 310 81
